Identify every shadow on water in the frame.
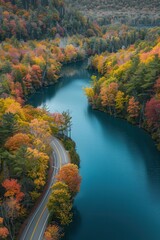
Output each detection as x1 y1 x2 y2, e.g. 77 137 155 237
28 63 160 240
63 207 82 240
87 106 160 199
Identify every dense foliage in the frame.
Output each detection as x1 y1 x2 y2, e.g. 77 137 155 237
66 0 160 26
0 97 74 239
44 224 62 240
83 25 147 55
47 164 81 226
85 29 160 149
0 38 86 103
0 0 160 239
0 0 100 41
62 137 80 167
0 25 150 107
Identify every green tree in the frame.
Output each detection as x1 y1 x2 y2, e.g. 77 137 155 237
0 113 17 147
48 182 72 226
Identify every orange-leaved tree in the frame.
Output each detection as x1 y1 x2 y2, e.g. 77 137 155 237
44 224 62 240
56 163 81 197
127 96 140 119
5 133 31 151
100 82 119 109
2 179 24 202
1 179 24 239
0 218 9 239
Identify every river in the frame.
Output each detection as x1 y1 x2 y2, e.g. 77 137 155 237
29 62 160 240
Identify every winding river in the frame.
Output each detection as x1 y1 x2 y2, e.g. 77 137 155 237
29 62 160 240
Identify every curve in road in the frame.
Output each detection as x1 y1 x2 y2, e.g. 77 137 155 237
20 137 69 240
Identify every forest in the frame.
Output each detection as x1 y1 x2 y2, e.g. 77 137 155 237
85 27 160 149
66 0 160 26
0 23 148 106
0 0 100 41
0 97 81 239
0 38 87 104
0 0 160 239
0 1 84 239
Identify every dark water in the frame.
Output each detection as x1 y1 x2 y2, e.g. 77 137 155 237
29 63 160 240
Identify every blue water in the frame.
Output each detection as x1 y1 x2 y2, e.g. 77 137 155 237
29 63 160 240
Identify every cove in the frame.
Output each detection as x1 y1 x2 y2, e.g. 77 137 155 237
29 62 160 240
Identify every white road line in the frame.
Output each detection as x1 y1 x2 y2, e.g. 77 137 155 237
22 183 50 239
21 140 59 240
52 140 66 166
37 214 49 240
54 138 68 164
21 138 69 240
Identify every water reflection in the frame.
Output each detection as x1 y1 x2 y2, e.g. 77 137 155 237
63 207 82 240
28 61 90 108
87 106 160 199
29 63 160 240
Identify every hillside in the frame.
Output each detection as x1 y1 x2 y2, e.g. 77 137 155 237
85 30 160 149
0 0 100 41
1 1 160 239
66 0 160 26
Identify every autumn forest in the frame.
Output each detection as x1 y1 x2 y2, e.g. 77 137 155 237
0 0 160 239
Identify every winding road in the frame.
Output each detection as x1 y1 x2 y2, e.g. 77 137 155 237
20 137 69 240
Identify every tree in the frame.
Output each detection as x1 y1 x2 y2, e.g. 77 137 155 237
48 182 72 226
0 218 9 240
1 179 24 239
7 146 35 201
0 227 9 239
29 118 51 144
154 78 160 97
56 163 81 197
64 45 78 62
100 82 119 113
61 111 72 137
0 113 17 146
5 133 30 151
30 65 42 89
84 87 94 103
62 138 80 167
12 64 27 82
51 112 65 130
2 179 24 202
26 147 49 189
23 73 33 94
115 90 126 113
145 97 160 129
3 98 25 120
127 96 140 119
44 224 62 240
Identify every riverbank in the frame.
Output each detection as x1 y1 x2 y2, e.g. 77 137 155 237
84 35 160 152
29 63 160 240
90 105 160 151
0 96 81 240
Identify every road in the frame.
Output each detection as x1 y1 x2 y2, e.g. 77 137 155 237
20 137 69 240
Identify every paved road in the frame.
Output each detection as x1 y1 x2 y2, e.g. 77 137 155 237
20 137 69 240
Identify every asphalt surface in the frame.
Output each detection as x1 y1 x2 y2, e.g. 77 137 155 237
20 137 69 240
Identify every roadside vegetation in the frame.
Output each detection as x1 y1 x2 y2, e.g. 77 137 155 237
0 0 160 239
0 97 80 239
45 163 81 239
